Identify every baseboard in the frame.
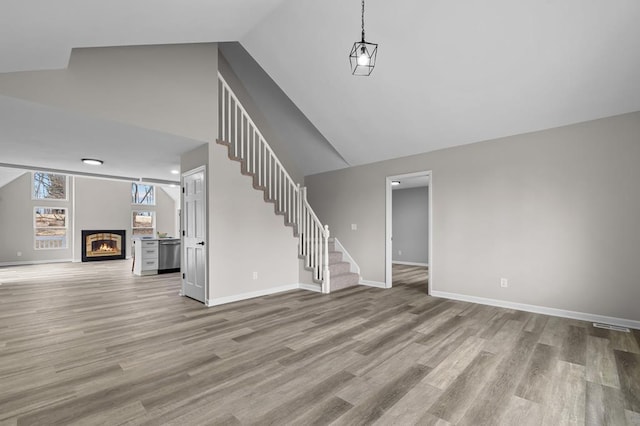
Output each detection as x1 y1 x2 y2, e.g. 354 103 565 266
431 290 640 331
392 261 428 267
299 283 322 292
359 280 387 289
0 259 73 267
205 284 301 307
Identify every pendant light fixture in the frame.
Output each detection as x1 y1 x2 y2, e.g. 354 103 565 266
349 0 378 76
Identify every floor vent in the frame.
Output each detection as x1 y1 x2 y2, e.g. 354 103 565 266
593 322 630 333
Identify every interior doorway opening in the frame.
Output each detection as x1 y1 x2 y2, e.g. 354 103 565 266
385 171 432 294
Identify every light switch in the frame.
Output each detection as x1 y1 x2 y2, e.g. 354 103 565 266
351 224 357 231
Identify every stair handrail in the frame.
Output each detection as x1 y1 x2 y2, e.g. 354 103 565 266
218 72 297 191
218 71 331 293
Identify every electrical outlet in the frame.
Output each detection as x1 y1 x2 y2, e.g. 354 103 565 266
16 251 22 257
351 224 357 231
398 250 402 256
500 278 508 288
252 271 258 280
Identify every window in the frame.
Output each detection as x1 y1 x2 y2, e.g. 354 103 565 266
33 172 67 200
132 211 155 236
34 207 68 249
131 183 155 205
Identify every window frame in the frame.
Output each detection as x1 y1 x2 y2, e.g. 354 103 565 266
31 172 69 201
33 206 68 250
131 210 156 237
131 183 156 206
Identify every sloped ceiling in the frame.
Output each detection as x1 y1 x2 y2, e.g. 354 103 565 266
0 0 289 73
1 0 639 179
242 0 640 166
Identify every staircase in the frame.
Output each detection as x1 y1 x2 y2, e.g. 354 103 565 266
217 72 360 293
327 238 360 291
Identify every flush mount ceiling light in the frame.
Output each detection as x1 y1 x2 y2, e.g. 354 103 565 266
391 181 401 186
349 0 378 76
170 169 179 175
82 158 103 166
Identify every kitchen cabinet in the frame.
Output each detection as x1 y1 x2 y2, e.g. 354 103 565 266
133 239 158 276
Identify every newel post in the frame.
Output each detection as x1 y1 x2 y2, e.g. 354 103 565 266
323 224 330 294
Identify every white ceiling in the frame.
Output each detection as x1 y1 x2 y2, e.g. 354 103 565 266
0 95 203 183
1 0 639 183
242 0 640 166
0 0 289 73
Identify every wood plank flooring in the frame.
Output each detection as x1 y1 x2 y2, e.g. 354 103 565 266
392 263 428 293
0 261 638 425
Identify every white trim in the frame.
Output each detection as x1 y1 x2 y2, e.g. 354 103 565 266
333 237 361 277
71 176 76 261
33 206 69 250
205 284 300 307
131 182 157 206
299 283 322 293
359 280 387 288
386 170 432 294
431 291 640 331
31 171 69 201
0 259 73 267
181 166 208 304
392 261 428 267
131 210 156 237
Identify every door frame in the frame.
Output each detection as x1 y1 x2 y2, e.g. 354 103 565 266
385 170 432 294
181 165 208 303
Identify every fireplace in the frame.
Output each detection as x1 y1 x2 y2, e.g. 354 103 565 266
82 230 126 262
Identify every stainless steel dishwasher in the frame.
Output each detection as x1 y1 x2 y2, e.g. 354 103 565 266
158 239 180 273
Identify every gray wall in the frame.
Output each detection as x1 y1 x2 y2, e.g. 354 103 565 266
218 50 303 183
73 177 175 261
392 187 429 264
73 178 132 261
0 172 73 264
0 43 219 143
219 43 349 178
210 141 298 299
305 112 640 322
180 142 300 303
156 187 178 238
0 173 177 264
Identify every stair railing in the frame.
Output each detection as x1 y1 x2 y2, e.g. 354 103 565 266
218 72 330 293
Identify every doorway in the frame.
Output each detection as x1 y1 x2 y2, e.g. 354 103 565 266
181 166 207 303
385 171 432 294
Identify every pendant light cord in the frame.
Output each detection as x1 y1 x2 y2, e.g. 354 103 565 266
361 0 366 42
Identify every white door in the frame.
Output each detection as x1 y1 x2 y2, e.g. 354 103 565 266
182 167 207 303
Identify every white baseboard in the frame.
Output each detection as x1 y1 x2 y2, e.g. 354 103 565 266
359 280 387 289
431 290 640 331
205 284 301 307
299 283 322 293
392 261 428 267
0 259 73 267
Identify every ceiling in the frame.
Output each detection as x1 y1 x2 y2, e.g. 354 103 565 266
0 95 203 184
242 0 640 166
1 0 640 185
0 0 289 73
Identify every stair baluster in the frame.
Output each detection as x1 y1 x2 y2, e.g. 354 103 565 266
218 72 358 294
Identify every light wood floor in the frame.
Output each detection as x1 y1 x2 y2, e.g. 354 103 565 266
0 261 639 425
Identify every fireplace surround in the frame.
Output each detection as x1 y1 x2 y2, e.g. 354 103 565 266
81 230 126 262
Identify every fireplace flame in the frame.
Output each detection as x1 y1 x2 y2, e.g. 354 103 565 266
99 243 115 252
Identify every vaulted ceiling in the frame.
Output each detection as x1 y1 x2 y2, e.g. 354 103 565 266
1 0 640 185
